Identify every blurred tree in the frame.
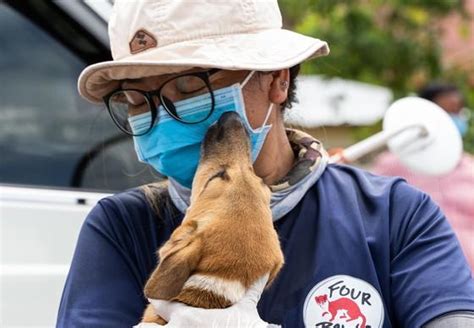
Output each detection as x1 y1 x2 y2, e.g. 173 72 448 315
280 0 474 153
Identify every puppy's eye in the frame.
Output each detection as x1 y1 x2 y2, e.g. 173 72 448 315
200 169 230 194
200 168 230 194
208 169 230 183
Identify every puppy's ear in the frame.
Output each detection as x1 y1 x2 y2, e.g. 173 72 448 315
144 222 202 300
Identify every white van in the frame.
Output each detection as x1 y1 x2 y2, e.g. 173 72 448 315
0 1 159 326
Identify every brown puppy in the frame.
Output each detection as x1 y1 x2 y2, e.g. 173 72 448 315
141 111 284 324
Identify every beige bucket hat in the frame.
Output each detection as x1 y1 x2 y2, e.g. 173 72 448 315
78 0 330 104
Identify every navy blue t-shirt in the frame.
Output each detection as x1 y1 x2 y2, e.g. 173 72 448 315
57 164 474 328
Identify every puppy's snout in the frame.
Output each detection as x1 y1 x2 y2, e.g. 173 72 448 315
201 111 251 161
207 111 248 142
218 111 244 131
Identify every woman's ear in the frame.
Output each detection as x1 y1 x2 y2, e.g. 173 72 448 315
269 69 290 105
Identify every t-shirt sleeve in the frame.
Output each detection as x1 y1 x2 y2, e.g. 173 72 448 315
56 200 148 328
389 181 474 327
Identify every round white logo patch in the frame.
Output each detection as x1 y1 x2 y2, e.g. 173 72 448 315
303 275 384 328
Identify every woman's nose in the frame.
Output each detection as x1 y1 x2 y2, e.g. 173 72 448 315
124 90 144 105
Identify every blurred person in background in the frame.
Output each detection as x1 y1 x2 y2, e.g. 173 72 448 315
372 82 474 268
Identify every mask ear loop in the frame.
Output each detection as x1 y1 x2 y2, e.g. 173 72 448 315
259 103 273 131
241 70 256 89
240 70 274 131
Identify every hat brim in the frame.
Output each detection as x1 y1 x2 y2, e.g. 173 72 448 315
78 28 330 103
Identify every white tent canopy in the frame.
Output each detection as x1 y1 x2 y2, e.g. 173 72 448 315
285 75 393 128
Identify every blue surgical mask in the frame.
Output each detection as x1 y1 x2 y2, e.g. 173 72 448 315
450 112 469 137
128 71 273 188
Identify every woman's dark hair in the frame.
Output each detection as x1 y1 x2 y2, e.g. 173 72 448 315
141 181 182 222
418 82 460 102
282 64 301 111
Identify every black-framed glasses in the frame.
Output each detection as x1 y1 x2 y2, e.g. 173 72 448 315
103 68 221 136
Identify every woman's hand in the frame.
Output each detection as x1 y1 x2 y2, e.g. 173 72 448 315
134 275 280 328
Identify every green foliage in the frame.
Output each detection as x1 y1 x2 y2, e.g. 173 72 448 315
280 0 474 153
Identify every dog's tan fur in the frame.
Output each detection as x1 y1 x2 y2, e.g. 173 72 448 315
140 113 284 324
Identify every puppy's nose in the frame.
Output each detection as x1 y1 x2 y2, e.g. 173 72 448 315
201 111 250 161
217 111 244 129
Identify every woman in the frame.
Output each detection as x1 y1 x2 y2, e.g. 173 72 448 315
57 1 474 327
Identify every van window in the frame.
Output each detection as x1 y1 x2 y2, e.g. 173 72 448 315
0 4 160 191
